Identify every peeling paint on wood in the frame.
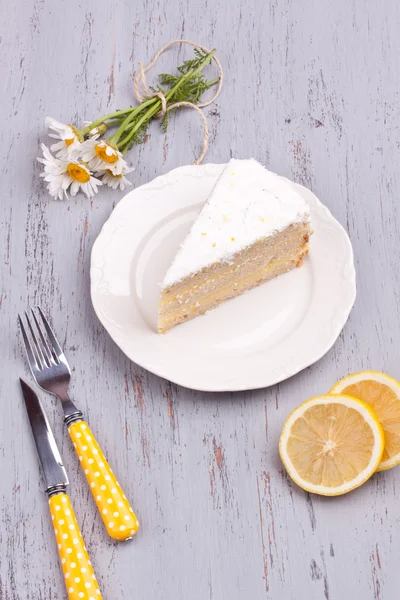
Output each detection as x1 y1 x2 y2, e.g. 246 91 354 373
1 0 400 599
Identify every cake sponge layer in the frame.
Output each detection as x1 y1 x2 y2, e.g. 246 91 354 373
158 222 311 333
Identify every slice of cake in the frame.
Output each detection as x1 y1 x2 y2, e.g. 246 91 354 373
158 158 312 333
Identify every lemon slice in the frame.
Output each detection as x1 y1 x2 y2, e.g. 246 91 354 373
330 370 400 471
279 395 384 495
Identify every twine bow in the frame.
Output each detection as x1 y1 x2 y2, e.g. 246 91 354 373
133 40 223 165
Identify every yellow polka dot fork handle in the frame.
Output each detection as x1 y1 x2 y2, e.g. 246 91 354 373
69 420 140 541
49 491 103 600
18 309 139 542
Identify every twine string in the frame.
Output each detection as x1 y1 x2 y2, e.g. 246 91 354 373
133 40 223 165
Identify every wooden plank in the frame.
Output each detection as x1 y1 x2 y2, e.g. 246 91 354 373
1 0 399 598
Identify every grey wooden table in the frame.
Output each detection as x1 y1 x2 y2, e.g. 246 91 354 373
1 1 400 598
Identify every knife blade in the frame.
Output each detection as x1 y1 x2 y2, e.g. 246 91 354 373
19 378 104 598
20 378 68 492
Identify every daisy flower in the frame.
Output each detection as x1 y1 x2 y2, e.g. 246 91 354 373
45 117 81 159
98 167 134 191
38 144 101 200
75 139 128 175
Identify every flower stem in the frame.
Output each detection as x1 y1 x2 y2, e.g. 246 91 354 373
108 97 158 145
81 108 135 136
117 49 217 149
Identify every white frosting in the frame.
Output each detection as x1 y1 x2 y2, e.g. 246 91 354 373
161 158 310 288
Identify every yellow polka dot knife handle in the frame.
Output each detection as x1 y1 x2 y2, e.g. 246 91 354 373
49 493 103 600
69 421 139 541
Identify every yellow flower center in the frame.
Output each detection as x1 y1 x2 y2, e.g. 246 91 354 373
106 169 122 178
95 144 119 163
67 163 90 183
64 125 80 146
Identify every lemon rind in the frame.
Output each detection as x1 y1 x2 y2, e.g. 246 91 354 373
330 369 400 395
330 370 400 472
279 394 385 496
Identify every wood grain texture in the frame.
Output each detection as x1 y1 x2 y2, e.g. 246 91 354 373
1 0 400 598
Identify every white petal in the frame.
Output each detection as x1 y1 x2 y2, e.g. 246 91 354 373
50 141 65 152
47 186 58 199
81 151 95 162
70 181 80 196
45 116 65 130
62 177 70 191
80 139 96 151
81 183 93 198
41 144 55 162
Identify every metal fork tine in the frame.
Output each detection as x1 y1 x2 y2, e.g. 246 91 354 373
37 306 65 361
30 308 53 367
18 314 41 371
25 311 46 370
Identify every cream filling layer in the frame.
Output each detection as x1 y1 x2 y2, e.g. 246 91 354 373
160 251 304 316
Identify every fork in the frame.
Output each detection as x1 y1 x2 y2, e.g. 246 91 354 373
18 306 139 542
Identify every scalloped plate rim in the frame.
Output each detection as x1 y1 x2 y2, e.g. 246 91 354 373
90 162 356 392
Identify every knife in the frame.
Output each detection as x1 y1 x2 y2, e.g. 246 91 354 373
20 378 103 600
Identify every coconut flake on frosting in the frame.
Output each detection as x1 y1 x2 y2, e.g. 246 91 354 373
161 158 310 288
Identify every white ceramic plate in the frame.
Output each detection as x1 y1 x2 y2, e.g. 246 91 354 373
91 163 356 392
